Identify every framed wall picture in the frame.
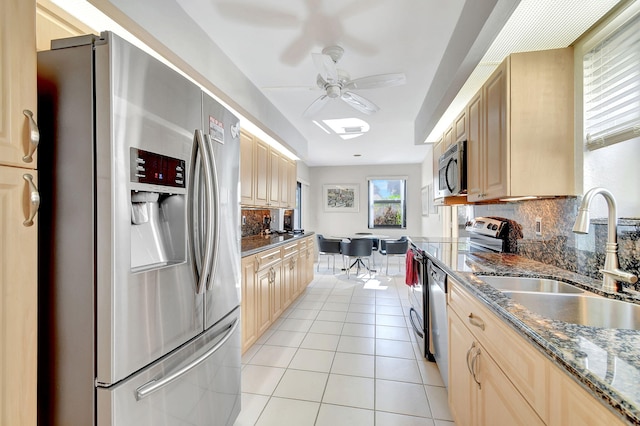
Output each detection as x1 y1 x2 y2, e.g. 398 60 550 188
323 184 359 212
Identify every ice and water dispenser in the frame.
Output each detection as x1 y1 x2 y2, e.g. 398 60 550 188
129 148 187 272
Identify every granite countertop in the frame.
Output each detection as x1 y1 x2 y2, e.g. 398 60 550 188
241 232 315 257
410 237 640 424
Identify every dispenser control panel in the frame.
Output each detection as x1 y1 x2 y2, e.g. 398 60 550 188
130 148 185 188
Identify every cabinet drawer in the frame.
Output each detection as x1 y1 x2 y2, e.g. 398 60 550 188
282 241 299 259
255 247 282 271
449 277 549 423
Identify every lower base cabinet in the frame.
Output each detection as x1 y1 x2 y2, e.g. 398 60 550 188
449 310 544 426
241 235 314 353
448 276 626 426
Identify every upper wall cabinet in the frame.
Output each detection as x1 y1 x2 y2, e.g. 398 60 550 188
467 47 575 202
240 129 296 208
1 1 38 169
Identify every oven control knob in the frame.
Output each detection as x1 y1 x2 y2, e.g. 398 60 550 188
491 224 498 230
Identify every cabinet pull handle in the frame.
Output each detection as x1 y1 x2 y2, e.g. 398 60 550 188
466 341 476 377
468 313 485 330
471 347 482 389
23 174 40 227
22 110 40 163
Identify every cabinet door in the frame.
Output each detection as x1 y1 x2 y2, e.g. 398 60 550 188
256 266 272 335
268 148 280 206
454 110 466 142
449 311 477 426
483 62 509 200
270 264 283 319
282 254 297 308
278 154 289 208
477 346 545 426
1 0 37 169
0 166 38 426
240 131 255 205
254 138 269 206
241 256 258 353
287 159 297 209
466 90 483 202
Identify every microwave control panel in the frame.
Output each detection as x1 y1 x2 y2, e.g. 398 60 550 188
130 148 185 188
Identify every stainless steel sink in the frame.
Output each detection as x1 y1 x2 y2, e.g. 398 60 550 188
503 292 640 329
479 276 584 294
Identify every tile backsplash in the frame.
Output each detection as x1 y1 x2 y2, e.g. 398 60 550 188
469 198 640 291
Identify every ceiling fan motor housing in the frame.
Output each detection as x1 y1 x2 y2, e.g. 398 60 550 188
326 85 341 98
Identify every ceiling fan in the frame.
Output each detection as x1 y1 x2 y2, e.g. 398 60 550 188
303 46 406 117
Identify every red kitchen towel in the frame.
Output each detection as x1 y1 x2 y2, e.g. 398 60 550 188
405 249 418 286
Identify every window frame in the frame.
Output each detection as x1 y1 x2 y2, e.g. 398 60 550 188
367 177 407 229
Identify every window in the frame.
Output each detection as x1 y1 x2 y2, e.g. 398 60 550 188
583 10 640 150
368 178 406 229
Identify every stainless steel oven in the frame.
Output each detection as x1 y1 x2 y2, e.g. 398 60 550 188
438 140 466 196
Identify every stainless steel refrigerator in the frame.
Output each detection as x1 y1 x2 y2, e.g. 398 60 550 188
37 32 241 425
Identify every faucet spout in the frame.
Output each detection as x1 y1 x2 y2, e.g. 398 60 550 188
572 187 638 292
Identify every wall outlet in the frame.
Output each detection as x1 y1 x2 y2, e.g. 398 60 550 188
535 217 542 236
242 215 246 226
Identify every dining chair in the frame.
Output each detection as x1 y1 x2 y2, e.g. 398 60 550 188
341 238 373 278
316 234 342 273
380 237 409 275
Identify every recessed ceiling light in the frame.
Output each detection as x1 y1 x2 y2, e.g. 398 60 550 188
353 154 362 157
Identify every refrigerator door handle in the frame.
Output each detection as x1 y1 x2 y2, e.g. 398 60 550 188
203 134 220 291
134 317 239 401
189 129 215 294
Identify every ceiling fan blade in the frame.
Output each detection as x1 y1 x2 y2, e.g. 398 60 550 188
303 95 330 118
281 32 315 65
341 91 380 115
312 53 339 82
216 2 299 27
346 73 407 90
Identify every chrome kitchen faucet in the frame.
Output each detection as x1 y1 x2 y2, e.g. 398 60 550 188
572 187 638 292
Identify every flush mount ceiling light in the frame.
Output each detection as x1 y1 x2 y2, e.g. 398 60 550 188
318 118 371 140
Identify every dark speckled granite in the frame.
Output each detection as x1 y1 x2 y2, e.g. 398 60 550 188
411 237 640 424
241 232 315 257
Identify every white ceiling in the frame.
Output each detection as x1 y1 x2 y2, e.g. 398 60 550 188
60 0 623 167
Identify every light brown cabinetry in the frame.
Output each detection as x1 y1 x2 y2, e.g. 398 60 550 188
449 276 625 426
467 48 575 202
240 256 258 352
1 1 38 424
241 235 314 352
449 282 544 426
240 129 296 208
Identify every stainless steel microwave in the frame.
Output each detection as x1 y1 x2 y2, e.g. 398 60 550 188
438 140 467 196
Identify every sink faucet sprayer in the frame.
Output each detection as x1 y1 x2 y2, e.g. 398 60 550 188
572 187 638 292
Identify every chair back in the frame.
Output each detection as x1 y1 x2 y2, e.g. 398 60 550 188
347 238 373 257
318 234 341 254
385 239 408 255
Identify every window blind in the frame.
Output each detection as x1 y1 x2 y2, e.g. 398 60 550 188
583 11 640 150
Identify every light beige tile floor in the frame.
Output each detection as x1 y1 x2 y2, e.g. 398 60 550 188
235 262 456 426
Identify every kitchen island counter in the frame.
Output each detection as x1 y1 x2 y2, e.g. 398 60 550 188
410 236 640 424
241 232 315 257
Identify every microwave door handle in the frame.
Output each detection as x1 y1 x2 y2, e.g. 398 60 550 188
204 134 220 291
445 158 456 192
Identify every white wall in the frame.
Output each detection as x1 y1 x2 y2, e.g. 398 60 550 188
420 144 447 237
307 164 423 239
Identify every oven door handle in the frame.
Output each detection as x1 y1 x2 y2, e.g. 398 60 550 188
409 308 424 339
